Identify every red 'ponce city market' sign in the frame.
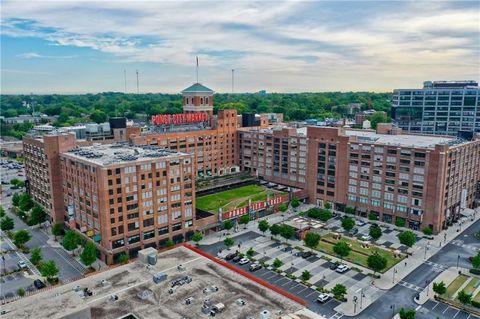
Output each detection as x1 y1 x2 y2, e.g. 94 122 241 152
151 113 208 125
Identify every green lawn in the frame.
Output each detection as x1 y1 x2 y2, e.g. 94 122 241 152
314 233 403 272
196 185 285 213
462 277 479 296
446 275 469 298
473 291 480 303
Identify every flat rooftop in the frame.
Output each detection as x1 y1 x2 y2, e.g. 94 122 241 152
344 129 457 148
61 144 189 166
2 246 304 319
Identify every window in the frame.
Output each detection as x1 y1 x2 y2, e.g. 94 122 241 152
127 222 139 231
158 226 169 235
185 220 193 228
172 223 182 231
128 234 140 244
158 214 168 224
397 195 408 203
385 193 394 201
348 186 357 193
143 218 154 227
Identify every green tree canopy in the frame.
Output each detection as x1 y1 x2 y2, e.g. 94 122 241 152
290 198 300 208
118 253 129 264
30 247 43 266
52 223 63 240
63 230 82 251
345 206 354 214
30 205 47 225
0 216 14 231
367 253 387 275
278 203 287 212
273 258 283 268
341 217 355 232
223 237 234 249
395 217 406 228
399 308 416 319
398 231 416 247
471 252 480 269
90 109 108 123
270 224 282 238
80 242 97 267
280 224 295 243
239 214 250 227
304 232 321 248
40 260 59 280
246 247 255 257
369 227 382 240
301 270 312 281
432 281 446 296
258 220 269 235
333 241 351 261
13 229 31 248
192 231 203 245
331 284 347 299
223 220 234 231
368 112 391 129
423 227 433 236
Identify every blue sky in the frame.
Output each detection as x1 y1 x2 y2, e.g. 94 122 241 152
1 1 478 94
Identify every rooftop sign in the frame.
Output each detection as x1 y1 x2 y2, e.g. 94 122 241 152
151 113 208 125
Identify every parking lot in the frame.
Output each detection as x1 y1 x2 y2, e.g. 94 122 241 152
202 231 384 318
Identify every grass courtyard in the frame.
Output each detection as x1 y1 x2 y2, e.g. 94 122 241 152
314 233 404 273
444 274 480 304
196 184 286 213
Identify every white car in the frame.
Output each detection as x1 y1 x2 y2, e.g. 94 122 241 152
238 258 250 265
335 264 349 273
360 234 372 241
317 293 332 303
17 260 28 269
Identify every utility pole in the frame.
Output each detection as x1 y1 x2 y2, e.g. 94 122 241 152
136 70 139 94
124 69 127 93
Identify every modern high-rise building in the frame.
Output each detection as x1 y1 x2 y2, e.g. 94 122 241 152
60 144 195 263
392 80 480 136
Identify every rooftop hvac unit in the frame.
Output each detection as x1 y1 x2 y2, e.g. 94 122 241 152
260 310 271 319
147 253 157 265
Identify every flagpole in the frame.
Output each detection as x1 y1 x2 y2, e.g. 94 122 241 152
196 56 199 83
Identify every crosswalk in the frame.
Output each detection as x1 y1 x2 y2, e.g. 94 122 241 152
398 280 424 292
450 240 480 252
329 312 344 319
424 260 447 273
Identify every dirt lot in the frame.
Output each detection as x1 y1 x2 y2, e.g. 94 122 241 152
2 246 303 319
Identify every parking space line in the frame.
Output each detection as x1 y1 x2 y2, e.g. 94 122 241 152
275 277 288 284
453 309 460 318
305 290 317 298
297 286 309 294
442 306 450 314
431 301 439 310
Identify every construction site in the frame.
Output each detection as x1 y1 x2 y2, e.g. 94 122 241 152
1 246 316 319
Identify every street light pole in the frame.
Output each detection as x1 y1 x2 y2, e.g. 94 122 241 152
392 268 397 283
390 304 395 317
360 289 364 309
426 280 430 297
457 254 460 269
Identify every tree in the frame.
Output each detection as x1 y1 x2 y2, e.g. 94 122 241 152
367 253 387 275
12 192 21 207
324 202 332 210
341 217 355 232
304 232 321 248
80 242 97 267
30 247 43 266
458 290 472 306
40 260 59 282
399 308 416 319
471 252 480 269
13 229 31 248
192 231 203 246
273 258 283 268
30 205 47 225
345 206 354 214
368 213 378 221
270 224 281 239
0 216 14 231
223 219 234 231
17 288 25 297
319 209 333 222
398 231 416 247
118 253 129 264
395 217 406 228
223 237 234 249
0 206 5 218
301 270 312 281
239 214 250 229
331 284 347 300
368 112 390 129
307 208 332 221
18 193 34 212
290 198 300 209
166 239 174 247
246 247 255 257
432 281 447 296
280 224 295 244
258 220 269 236
278 203 287 212
52 223 63 240
63 230 81 252
333 241 351 261
90 109 107 123
369 227 382 241
423 227 433 236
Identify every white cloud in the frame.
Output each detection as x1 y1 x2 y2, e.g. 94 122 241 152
16 52 77 59
1 0 478 92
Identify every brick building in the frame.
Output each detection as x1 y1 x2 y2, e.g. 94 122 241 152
60 144 195 264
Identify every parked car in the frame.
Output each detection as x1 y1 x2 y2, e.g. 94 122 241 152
232 255 242 263
329 262 339 270
249 263 262 272
33 279 46 289
348 227 359 236
370 223 379 229
225 253 236 261
335 264 349 273
238 258 250 265
301 251 313 259
360 234 372 241
357 220 366 227
317 293 332 303
17 260 28 269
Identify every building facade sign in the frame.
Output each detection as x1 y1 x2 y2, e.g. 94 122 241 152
151 113 208 125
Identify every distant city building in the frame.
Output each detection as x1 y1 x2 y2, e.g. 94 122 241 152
355 110 386 126
392 80 480 136
347 103 362 115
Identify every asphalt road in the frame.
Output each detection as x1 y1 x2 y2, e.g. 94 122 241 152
358 218 480 319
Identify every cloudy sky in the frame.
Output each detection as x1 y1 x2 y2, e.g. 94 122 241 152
1 1 479 94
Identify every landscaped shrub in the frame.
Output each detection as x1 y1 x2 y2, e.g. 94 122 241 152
471 300 480 308
469 268 480 275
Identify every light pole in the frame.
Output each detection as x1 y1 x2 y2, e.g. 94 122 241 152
426 280 430 296
360 289 364 309
392 268 398 283
353 296 358 314
457 254 460 269
390 304 395 317
444 232 447 244
424 242 429 259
